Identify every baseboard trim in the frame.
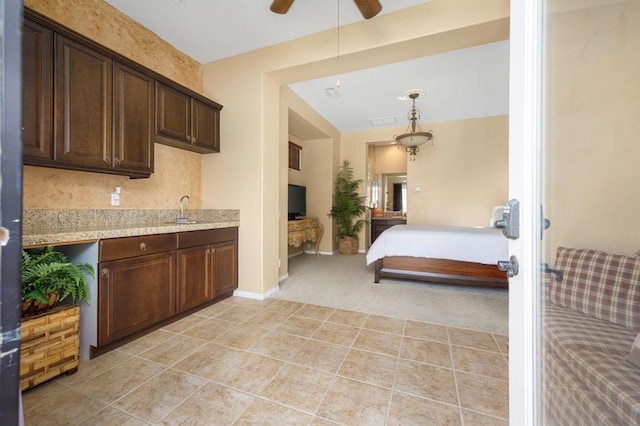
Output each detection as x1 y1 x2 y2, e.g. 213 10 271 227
278 273 289 282
303 250 334 256
233 285 280 300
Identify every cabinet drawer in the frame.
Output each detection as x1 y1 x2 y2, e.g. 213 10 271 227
177 227 238 249
99 233 177 261
372 225 388 234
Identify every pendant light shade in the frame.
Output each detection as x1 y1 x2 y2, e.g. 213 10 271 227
395 92 434 160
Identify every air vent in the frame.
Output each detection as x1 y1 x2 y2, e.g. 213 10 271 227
369 116 398 126
324 88 341 99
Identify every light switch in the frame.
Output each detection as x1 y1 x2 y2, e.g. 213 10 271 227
413 186 421 192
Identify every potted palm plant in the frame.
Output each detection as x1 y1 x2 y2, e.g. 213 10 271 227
329 160 369 255
20 245 94 390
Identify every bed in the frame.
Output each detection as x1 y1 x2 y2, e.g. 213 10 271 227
365 224 509 288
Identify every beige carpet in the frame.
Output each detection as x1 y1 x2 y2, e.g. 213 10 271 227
274 253 508 335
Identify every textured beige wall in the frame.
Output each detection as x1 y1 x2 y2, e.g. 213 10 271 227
374 145 407 175
407 115 508 226
341 115 508 250
24 144 202 209
24 0 202 92
545 1 640 256
202 0 509 295
23 0 204 210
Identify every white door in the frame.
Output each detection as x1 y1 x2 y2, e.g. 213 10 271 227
510 0 640 424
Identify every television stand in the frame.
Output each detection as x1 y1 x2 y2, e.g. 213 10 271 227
287 217 324 256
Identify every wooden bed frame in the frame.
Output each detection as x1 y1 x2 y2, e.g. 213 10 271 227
374 256 508 289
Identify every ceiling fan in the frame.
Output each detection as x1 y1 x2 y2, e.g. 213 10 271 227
270 0 382 20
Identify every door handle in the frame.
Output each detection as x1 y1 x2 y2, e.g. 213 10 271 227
541 263 563 282
497 255 519 278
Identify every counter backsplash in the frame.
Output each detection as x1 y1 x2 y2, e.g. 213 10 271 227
23 208 240 231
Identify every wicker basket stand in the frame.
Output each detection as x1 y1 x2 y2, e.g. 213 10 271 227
20 305 80 390
339 236 359 255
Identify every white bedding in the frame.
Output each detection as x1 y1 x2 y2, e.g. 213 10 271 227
365 224 508 266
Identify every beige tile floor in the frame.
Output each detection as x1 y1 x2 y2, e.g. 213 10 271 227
22 297 509 425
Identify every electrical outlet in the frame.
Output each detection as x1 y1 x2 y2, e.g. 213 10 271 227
111 187 121 206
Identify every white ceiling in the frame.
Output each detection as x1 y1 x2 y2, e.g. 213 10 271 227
104 0 509 135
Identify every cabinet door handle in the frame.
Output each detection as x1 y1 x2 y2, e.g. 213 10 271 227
139 242 147 252
191 137 197 144
186 135 192 143
101 268 109 278
104 156 111 165
205 248 211 255
113 157 121 166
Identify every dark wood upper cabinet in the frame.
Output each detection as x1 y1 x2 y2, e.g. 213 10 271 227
155 82 221 154
155 83 191 143
113 63 154 175
192 99 220 153
22 19 53 160
22 8 223 178
54 34 113 169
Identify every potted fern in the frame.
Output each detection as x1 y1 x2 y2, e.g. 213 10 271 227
22 245 93 317
329 160 369 254
20 245 94 390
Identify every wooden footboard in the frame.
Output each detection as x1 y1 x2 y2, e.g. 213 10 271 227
374 256 508 289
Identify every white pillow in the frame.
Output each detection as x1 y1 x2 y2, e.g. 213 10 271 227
490 205 504 227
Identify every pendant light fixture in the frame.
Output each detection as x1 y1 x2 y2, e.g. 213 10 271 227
395 92 434 161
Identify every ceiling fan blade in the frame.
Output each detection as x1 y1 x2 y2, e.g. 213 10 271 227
353 0 382 19
270 0 295 14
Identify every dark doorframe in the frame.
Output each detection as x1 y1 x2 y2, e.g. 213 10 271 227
0 0 24 424
392 183 403 211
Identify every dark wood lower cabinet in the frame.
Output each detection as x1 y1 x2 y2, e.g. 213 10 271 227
96 227 238 353
213 240 238 295
176 245 212 313
176 228 239 313
98 252 176 346
371 218 407 244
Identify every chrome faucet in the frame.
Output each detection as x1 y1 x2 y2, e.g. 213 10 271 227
177 195 191 223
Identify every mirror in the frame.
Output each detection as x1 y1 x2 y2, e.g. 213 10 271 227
366 143 407 214
383 174 407 212
371 173 407 213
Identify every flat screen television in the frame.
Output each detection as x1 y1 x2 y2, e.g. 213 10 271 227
288 184 306 220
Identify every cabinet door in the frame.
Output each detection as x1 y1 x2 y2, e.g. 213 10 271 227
22 19 53 161
191 98 220 152
213 240 238 296
113 62 154 176
98 252 176 346
54 35 112 168
176 245 212 313
155 82 191 144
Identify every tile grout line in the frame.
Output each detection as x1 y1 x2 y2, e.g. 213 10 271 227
384 318 407 425
311 312 371 424
447 326 466 426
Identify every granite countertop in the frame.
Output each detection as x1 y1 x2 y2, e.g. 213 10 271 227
22 209 240 247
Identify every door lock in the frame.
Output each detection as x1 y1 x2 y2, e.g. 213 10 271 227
497 255 519 278
495 199 520 240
